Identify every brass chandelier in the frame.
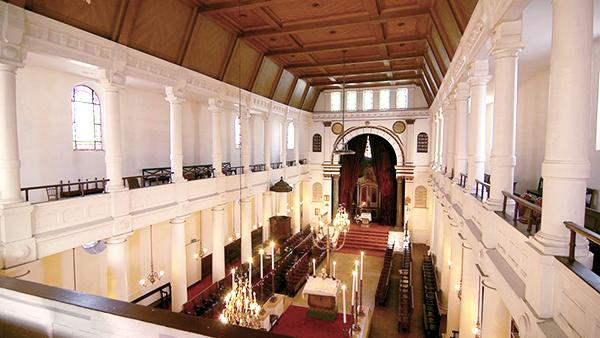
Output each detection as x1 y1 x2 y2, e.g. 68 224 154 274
219 274 262 329
311 204 350 277
139 225 165 288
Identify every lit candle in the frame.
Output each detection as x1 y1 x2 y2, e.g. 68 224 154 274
351 270 356 306
354 259 359 276
342 284 347 323
333 261 337 279
313 258 316 276
259 249 264 279
248 258 252 285
360 251 364 280
231 268 235 285
270 241 275 271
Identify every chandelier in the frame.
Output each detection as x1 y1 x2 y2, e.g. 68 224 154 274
139 225 164 288
219 274 262 328
311 204 350 277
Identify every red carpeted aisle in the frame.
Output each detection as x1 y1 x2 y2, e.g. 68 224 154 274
338 223 391 257
272 305 352 338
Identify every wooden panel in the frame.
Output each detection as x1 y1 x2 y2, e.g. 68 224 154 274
424 49 443 86
272 69 295 103
252 57 281 97
223 41 262 90
294 24 374 47
427 26 450 74
288 79 307 108
30 0 123 39
302 86 320 111
183 15 236 79
448 0 478 33
268 0 367 23
431 0 461 58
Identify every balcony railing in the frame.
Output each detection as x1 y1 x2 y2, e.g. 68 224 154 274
249 164 266 172
270 162 283 169
299 158 307 165
286 160 296 167
500 190 542 236
458 173 467 188
474 179 490 201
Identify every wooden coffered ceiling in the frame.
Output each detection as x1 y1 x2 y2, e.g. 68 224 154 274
5 0 478 110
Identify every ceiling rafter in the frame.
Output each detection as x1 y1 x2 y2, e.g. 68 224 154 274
198 0 297 14
177 9 200 65
303 68 422 81
318 80 418 91
265 35 427 57
115 0 142 45
286 54 423 70
240 8 430 40
310 73 422 86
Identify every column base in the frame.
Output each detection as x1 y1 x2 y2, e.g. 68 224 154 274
532 231 591 263
484 197 511 211
1 237 37 269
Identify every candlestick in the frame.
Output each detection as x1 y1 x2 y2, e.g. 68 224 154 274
351 270 356 306
312 258 316 276
259 249 264 279
333 261 337 279
354 259 359 277
231 268 235 285
360 251 364 280
248 258 252 285
270 241 275 271
342 284 347 323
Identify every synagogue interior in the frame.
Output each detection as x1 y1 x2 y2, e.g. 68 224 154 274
1 0 600 337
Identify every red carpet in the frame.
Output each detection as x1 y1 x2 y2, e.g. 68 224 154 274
339 223 391 257
272 305 352 338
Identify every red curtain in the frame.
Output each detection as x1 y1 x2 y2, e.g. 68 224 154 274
339 135 368 214
369 135 397 225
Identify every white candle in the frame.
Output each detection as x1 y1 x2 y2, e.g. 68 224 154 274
333 261 337 279
259 249 264 279
360 251 364 280
351 271 356 305
248 259 252 285
342 284 347 323
312 258 316 276
231 268 235 285
270 241 275 271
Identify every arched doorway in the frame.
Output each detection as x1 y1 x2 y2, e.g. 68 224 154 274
337 133 400 226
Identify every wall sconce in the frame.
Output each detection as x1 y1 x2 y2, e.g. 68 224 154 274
193 253 200 260
448 260 452 268
202 248 208 255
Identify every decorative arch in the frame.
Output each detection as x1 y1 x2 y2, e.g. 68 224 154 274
331 125 405 165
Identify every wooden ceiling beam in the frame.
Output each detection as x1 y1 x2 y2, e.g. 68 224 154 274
265 35 427 57
286 54 423 70
310 73 421 86
317 80 418 91
115 0 142 45
198 0 296 14
302 68 421 81
241 8 430 40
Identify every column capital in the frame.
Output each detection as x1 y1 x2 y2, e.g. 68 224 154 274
99 69 126 90
208 98 224 112
165 86 186 104
406 119 415 125
491 20 524 58
453 82 470 101
442 100 456 113
467 60 490 86
0 45 25 68
240 106 252 120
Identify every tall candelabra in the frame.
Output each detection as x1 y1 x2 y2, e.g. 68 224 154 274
310 204 351 277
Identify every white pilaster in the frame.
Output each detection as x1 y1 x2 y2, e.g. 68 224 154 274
211 204 226 282
263 191 273 240
481 281 511 338
487 20 523 207
240 198 252 262
454 83 469 181
106 235 130 301
467 61 490 192
458 245 478 337
166 87 185 183
170 216 187 312
100 71 127 192
406 119 415 165
209 99 224 177
443 101 456 176
263 112 272 170
535 0 592 257
293 184 301 233
240 108 251 174
0 63 22 203
294 119 300 167
445 228 462 337
281 113 288 167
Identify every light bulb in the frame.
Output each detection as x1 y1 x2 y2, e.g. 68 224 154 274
139 278 146 286
193 253 199 260
454 284 461 291
158 270 165 278
259 249 264 255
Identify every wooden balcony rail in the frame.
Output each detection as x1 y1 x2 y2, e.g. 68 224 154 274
131 282 172 309
270 162 283 169
458 173 467 188
502 190 542 234
299 158 307 165
564 221 600 263
21 178 108 202
249 164 266 172
474 179 490 201
286 160 296 167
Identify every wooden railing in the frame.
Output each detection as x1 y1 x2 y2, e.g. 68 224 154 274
564 221 600 263
474 179 490 200
501 191 542 235
286 160 296 167
249 164 266 172
21 178 107 202
270 162 283 169
458 173 467 188
299 158 307 165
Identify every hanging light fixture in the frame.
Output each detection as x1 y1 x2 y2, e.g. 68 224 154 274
333 50 355 156
139 225 164 288
310 204 350 277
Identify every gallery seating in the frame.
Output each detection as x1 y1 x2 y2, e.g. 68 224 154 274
284 252 310 296
397 241 413 332
422 254 441 338
375 243 395 306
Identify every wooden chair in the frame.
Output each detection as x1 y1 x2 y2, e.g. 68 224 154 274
127 177 141 189
46 186 59 201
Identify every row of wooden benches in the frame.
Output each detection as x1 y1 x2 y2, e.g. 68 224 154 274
375 243 395 306
422 255 441 338
398 242 413 332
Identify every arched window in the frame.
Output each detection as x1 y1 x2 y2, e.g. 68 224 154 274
312 134 322 152
417 132 429 153
72 85 102 150
234 115 241 149
287 121 295 149
414 185 427 208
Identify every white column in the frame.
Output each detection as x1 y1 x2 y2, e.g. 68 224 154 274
445 228 462 337
294 119 300 166
0 64 21 203
106 236 129 301
241 108 251 174
438 113 445 171
170 216 187 312
487 21 523 207
166 87 185 183
209 99 224 177
278 192 289 216
212 204 226 282
293 184 301 233
431 117 438 168
535 0 592 256
481 281 511 338
241 198 252 262
467 61 490 192
281 114 288 167
443 101 456 176
458 245 478 337
453 83 469 181
263 113 272 169
406 119 415 165
263 191 273 240
100 72 126 192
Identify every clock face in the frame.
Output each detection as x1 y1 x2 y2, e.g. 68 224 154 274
331 122 344 135
393 121 406 134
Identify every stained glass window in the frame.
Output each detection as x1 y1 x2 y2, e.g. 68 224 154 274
72 85 102 151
